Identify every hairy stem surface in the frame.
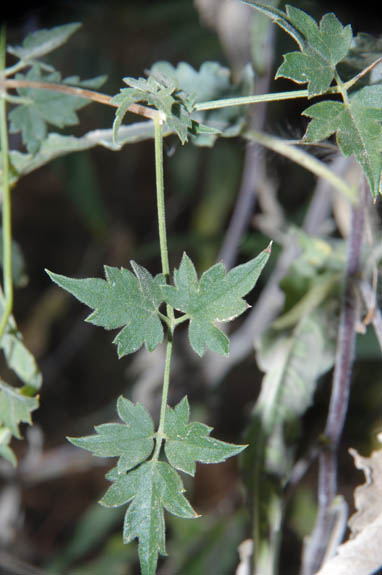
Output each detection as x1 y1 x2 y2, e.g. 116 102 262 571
152 115 175 461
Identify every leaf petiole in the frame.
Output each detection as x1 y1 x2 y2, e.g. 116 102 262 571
152 113 175 463
244 129 357 202
342 56 382 92
174 313 190 326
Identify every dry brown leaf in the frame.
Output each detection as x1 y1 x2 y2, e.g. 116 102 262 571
348 435 382 536
315 435 382 575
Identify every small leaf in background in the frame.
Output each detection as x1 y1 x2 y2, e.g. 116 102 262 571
111 61 251 146
7 121 166 185
8 65 106 154
46 263 166 357
68 397 155 473
150 60 254 147
164 396 246 476
0 230 28 287
100 460 197 575
7 22 81 61
303 85 382 198
0 291 42 464
0 379 39 441
255 309 336 442
0 428 17 466
162 245 271 356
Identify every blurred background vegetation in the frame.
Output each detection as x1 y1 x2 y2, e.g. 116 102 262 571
0 1 381 574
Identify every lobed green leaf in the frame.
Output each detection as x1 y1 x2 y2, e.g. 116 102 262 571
46 263 166 357
68 397 155 473
111 74 193 144
164 397 247 476
162 245 271 356
243 1 353 96
100 460 196 575
303 85 382 198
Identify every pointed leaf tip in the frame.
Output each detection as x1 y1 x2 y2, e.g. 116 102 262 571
46 264 165 357
164 396 248 476
162 249 270 356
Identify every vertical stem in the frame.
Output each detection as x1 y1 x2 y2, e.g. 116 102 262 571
152 335 173 461
154 114 170 280
152 113 175 461
0 25 13 341
302 181 365 575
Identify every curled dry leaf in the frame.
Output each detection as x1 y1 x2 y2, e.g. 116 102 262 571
315 434 382 575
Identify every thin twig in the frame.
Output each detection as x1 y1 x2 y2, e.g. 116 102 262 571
301 178 366 575
0 78 159 120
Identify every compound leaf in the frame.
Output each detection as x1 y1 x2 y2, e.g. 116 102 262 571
164 396 246 476
8 22 81 61
162 245 271 356
47 263 166 357
303 85 382 198
68 396 155 473
100 460 197 575
112 74 193 144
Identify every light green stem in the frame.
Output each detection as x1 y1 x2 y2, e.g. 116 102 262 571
245 129 357 202
0 25 13 341
152 113 175 461
194 89 310 112
154 114 170 280
152 335 173 461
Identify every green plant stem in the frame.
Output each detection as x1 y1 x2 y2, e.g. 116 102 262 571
194 89 311 112
154 114 171 280
153 335 173 461
244 129 357 202
152 114 175 461
0 25 13 341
